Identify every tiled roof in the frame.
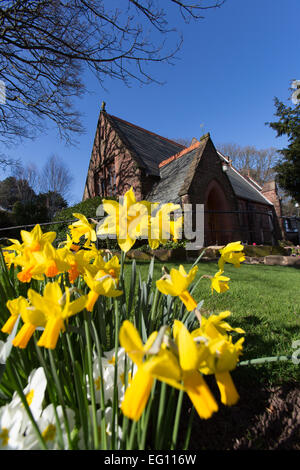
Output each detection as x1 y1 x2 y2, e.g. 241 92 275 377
107 113 273 206
217 152 273 206
108 114 185 176
147 141 206 203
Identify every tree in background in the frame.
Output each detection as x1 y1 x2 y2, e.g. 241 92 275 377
0 176 35 210
0 155 70 231
217 143 280 187
267 85 300 204
39 155 73 204
0 0 224 148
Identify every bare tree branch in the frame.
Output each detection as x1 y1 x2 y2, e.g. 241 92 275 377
0 0 224 147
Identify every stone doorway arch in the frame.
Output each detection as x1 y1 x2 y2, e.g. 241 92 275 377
204 179 234 245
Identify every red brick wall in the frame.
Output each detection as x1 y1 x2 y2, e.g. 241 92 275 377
83 111 143 201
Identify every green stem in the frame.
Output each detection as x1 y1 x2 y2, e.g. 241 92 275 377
238 355 292 366
48 349 73 449
90 319 108 450
171 389 184 450
111 297 120 449
183 406 195 450
83 311 99 450
127 420 137 450
149 288 160 332
33 342 64 450
65 331 89 449
154 381 167 449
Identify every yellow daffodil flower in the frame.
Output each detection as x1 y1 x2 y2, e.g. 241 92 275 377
12 299 47 349
119 321 181 421
148 203 182 250
84 268 123 312
31 243 70 279
86 254 121 280
97 187 150 253
24 282 88 349
198 311 245 336
9 225 56 256
192 312 244 406
64 249 94 284
1 297 28 334
218 241 245 271
69 213 97 246
15 243 70 283
210 270 230 294
120 320 219 421
167 320 218 419
156 265 198 311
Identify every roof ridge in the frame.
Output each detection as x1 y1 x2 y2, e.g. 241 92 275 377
159 138 205 168
107 113 186 150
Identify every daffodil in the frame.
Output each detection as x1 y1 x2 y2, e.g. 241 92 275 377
84 268 123 312
69 213 97 246
16 243 70 283
119 321 162 421
10 367 47 423
156 265 198 311
1 297 28 335
97 187 150 252
192 313 244 406
199 310 245 336
0 405 23 450
12 295 47 349
23 404 75 450
210 270 230 294
162 320 218 419
8 225 56 259
218 241 245 271
86 254 121 280
64 248 95 283
120 320 219 421
26 282 87 349
148 203 182 249
29 243 70 279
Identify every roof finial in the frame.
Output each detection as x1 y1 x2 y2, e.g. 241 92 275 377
101 101 106 112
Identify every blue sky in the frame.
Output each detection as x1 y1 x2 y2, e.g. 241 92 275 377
1 0 300 205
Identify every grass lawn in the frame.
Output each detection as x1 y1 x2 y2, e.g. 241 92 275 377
124 259 300 385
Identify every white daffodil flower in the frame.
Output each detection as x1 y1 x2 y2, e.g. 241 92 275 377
0 404 24 450
10 367 47 428
23 404 75 450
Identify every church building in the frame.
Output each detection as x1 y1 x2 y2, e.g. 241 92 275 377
83 104 283 246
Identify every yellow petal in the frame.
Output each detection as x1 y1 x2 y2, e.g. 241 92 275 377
117 234 136 253
1 315 19 335
119 321 144 365
123 187 136 208
85 291 99 312
12 323 36 349
179 290 198 312
43 282 63 304
215 371 239 406
174 320 199 371
37 317 64 350
65 295 87 318
143 349 182 387
120 367 153 422
170 268 188 293
156 278 179 297
183 370 218 419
